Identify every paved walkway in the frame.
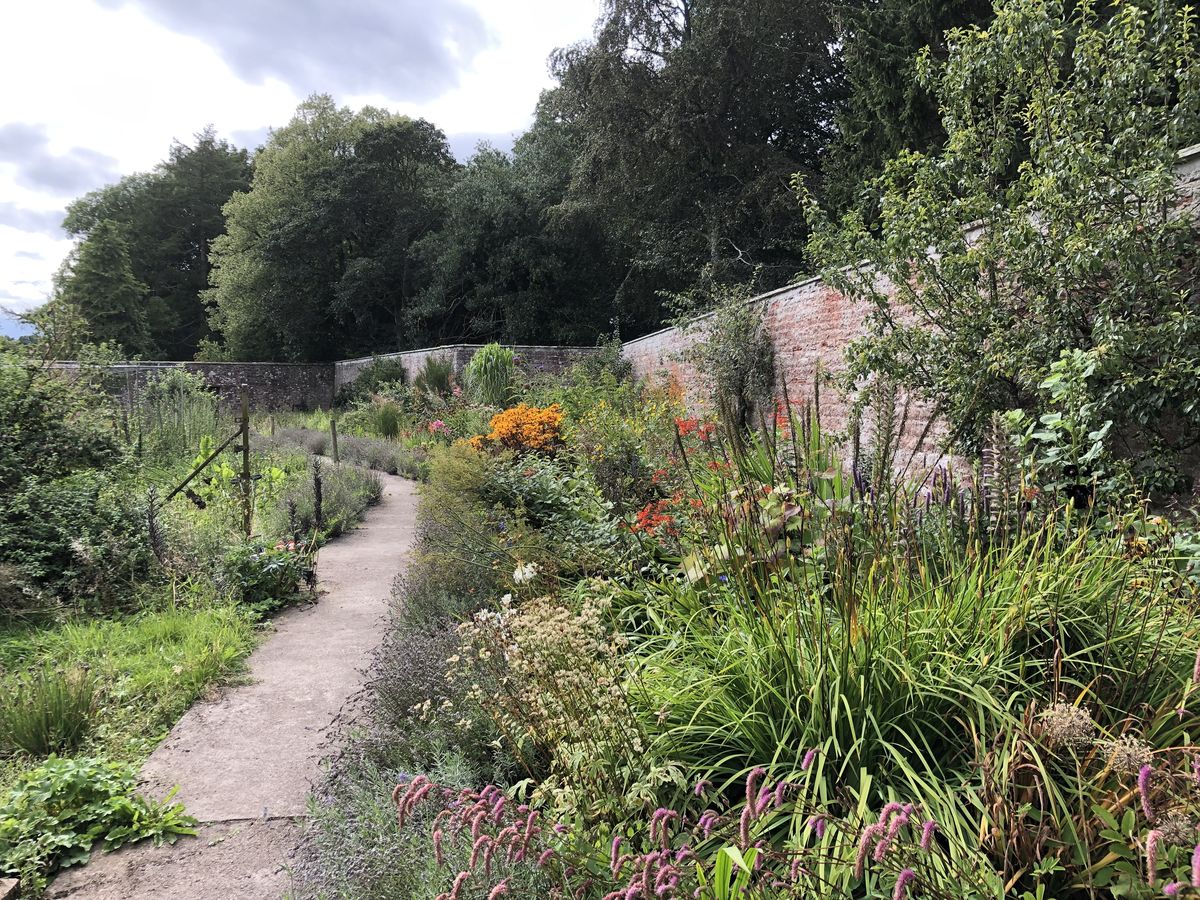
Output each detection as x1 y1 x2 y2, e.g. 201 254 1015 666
49 473 417 900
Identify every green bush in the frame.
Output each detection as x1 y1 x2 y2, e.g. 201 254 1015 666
217 542 305 614
0 351 119 495
0 755 195 891
1 669 96 756
464 343 516 407
336 357 406 406
0 469 155 610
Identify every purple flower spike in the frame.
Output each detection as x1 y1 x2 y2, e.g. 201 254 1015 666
1192 842 1200 887
801 748 818 771
1139 765 1156 820
1164 882 1183 896
745 767 767 809
854 823 886 879
919 819 938 851
1193 645 1200 684
694 779 712 797
893 868 916 900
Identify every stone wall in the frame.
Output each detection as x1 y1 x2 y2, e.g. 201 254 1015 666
54 361 334 410
333 344 603 395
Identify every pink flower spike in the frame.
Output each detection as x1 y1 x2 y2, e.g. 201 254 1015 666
1147 830 1162 885
919 819 938 851
801 748 818 770
433 829 445 867
1193 645 1200 683
1192 842 1200 887
854 823 886 879
745 767 767 809
487 880 510 900
893 868 916 900
1140 765 1156 820
1164 882 1183 896
694 779 712 797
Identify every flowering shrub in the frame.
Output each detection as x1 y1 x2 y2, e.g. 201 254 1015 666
468 404 564 455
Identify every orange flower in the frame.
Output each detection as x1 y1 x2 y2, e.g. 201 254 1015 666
470 403 564 454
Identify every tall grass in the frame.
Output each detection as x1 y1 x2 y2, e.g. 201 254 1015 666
1 669 96 755
622 420 1199 893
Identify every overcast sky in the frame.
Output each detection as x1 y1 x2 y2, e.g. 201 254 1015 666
0 0 599 336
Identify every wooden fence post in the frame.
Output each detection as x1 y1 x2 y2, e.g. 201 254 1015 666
240 386 252 539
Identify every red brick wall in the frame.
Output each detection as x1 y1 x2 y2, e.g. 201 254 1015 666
621 276 951 473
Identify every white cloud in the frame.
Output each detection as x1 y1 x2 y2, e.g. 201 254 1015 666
0 0 599 331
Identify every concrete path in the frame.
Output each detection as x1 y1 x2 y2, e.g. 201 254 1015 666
49 473 417 900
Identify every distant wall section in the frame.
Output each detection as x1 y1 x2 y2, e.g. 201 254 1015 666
54 361 334 410
333 344 602 395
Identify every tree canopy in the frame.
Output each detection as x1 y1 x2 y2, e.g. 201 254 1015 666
57 128 251 358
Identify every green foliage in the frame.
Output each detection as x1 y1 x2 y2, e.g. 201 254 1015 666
207 96 457 362
824 0 994 214
51 221 153 358
548 0 845 323
0 756 195 890
0 351 119 494
336 357 407 406
135 368 221 458
0 469 154 610
216 541 306 614
463 343 516 407
674 279 776 433
411 355 455 400
61 128 252 358
1 669 96 756
806 0 1200 492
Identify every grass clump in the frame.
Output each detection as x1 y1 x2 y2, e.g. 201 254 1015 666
1 669 96 756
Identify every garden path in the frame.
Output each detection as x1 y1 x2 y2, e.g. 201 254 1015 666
47 472 418 900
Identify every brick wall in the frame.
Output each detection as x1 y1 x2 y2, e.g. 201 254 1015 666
53 361 334 410
621 276 949 472
333 344 603 395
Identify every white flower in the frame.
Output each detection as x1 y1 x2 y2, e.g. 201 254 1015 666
512 562 541 584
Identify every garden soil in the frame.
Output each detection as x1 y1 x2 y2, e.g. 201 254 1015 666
48 473 418 900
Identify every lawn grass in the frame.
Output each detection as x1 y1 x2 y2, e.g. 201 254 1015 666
0 597 258 794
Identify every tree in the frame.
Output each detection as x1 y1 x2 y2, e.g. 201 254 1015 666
806 0 1200 490
547 0 845 333
823 0 995 213
53 221 153 357
61 129 252 358
411 108 627 345
207 95 457 361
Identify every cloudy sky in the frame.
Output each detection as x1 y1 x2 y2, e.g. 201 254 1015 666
0 0 599 336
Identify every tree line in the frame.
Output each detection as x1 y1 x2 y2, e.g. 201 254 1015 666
48 0 993 362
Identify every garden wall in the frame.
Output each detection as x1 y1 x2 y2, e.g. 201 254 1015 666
333 344 602 395
621 277 948 472
53 360 334 410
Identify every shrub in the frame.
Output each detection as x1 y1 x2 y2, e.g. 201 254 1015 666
0 469 155 609
336 357 406 405
1 668 96 756
0 755 195 891
464 343 517 407
216 541 306 613
468 404 564 455
0 351 119 495
369 400 402 439
135 368 220 458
